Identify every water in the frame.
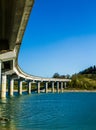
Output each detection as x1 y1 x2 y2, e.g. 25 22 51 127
0 92 96 130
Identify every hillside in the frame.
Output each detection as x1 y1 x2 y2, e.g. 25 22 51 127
79 65 96 74
70 66 96 90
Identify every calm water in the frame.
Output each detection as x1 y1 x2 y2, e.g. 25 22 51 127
0 92 96 130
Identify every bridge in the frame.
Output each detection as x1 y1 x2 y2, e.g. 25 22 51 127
0 0 71 98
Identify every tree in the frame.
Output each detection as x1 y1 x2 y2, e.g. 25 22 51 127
53 73 60 78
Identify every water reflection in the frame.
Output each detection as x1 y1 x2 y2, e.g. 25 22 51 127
0 96 24 130
0 93 96 130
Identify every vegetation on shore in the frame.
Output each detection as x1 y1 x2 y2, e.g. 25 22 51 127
53 66 96 90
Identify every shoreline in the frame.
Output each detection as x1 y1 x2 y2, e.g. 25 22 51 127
48 89 96 93
6 89 96 93
62 90 96 92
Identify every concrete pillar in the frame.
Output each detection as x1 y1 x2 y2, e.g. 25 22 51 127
0 61 2 98
9 79 14 96
8 77 10 96
61 82 63 92
52 82 55 93
1 74 7 98
57 82 59 93
28 82 31 94
18 81 22 95
37 82 40 93
45 82 48 93
64 82 67 88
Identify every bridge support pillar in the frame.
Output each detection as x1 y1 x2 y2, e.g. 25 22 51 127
57 82 59 93
37 82 40 93
18 81 22 95
61 82 63 92
28 82 31 94
1 74 7 98
64 82 67 88
45 82 48 93
52 82 55 93
0 61 1 94
9 79 14 96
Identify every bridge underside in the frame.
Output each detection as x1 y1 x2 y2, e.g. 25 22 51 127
0 0 34 72
0 0 33 52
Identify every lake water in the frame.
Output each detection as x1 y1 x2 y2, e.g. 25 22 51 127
0 92 96 130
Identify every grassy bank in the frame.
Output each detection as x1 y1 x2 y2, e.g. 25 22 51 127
68 74 96 90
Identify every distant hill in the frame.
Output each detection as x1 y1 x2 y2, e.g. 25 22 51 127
69 65 96 90
52 66 96 90
79 65 96 74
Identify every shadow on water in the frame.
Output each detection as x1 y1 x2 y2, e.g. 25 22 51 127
0 94 27 130
0 98 15 130
0 92 38 130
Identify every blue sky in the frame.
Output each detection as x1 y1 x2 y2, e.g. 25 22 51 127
18 0 96 77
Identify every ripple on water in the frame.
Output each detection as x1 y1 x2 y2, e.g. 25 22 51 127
0 93 96 130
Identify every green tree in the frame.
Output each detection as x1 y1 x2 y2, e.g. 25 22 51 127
53 73 60 78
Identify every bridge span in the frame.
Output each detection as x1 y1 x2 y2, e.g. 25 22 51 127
0 0 71 98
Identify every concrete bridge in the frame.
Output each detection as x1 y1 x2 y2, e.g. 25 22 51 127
0 0 71 98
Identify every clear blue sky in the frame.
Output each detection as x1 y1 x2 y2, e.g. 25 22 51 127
18 0 96 77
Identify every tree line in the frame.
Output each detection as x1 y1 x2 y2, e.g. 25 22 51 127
52 72 70 79
79 65 96 74
52 65 96 90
